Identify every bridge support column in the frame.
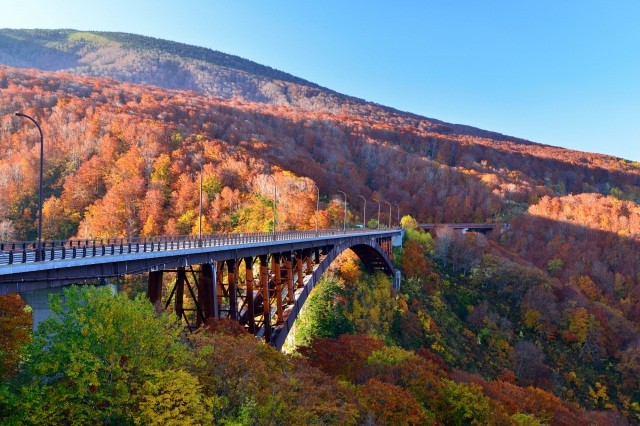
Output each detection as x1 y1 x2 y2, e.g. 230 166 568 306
296 252 304 288
314 247 320 265
259 254 271 343
147 270 163 314
273 254 284 325
284 253 294 304
175 267 186 320
22 282 117 331
199 264 216 321
216 262 225 318
21 286 66 331
226 259 237 320
244 257 256 333
304 249 313 274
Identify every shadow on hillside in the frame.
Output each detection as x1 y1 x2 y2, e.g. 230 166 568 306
499 213 640 325
359 120 640 194
204 107 512 224
0 34 80 71
212 104 640 226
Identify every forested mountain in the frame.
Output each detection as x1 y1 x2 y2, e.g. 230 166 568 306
0 28 352 110
2 64 640 240
1 29 640 423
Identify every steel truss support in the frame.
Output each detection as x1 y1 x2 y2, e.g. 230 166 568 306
303 248 313 275
259 254 271 343
242 256 256 333
296 251 304 288
378 237 392 258
226 259 238 320
284 252 294 304
272 253 284 325
141 235 391 346
157 266 207 331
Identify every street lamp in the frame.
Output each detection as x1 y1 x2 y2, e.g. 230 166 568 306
311 181 320 234
394 203 400 227
337 190 347 231
384 201 392 229
357 195 366 229
373 198 381 229
15 113 44 261
267 175 277 237
197 162 203 240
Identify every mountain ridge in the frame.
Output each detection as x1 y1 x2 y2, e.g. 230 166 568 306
0 27 595 156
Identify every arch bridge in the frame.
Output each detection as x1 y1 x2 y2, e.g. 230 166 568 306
0 229 401 349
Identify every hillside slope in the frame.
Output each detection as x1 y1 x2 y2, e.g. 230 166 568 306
2 29 639 200
2 65 640 236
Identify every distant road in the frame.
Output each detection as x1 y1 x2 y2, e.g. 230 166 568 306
419 223 503 233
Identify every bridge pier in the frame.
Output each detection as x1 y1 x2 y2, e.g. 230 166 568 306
22 281 117 331
225 259 238 320
174 267 186 323
392 230 404 247
284 254 294 304
21 286 66 331
304 249 313 274
259 254 271 342
296 253 304 288
243 256 256 333
199 264 216 321
147 270 163 314
273 253 284 325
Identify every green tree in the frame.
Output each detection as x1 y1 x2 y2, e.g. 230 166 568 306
405 227 434 252
294 276 354 346
440 380 493 425
345 272 395 338
4 286 211 425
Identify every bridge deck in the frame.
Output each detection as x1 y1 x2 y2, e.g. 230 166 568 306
0 229 401 294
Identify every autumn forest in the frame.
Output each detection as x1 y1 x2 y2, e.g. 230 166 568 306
0 29 639 424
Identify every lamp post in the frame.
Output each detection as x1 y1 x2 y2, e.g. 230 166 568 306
197 162 203 240
311 181 319 234
394 203 400 227
357 195 366 229
267 175 277 237
337 190 347 231
384 201 392 229
15 113 44 261
373 198 381 229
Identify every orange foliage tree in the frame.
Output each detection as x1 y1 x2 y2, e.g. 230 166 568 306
0 294 31 378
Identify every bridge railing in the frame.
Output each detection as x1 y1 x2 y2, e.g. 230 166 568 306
0 228 398 266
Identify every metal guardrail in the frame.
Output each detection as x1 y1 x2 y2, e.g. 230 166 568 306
0 228 398 266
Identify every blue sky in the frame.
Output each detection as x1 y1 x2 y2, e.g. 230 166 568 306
2 1 639 161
